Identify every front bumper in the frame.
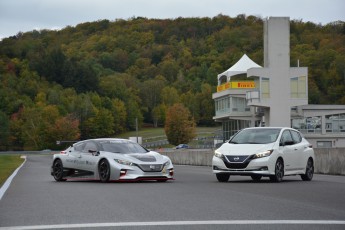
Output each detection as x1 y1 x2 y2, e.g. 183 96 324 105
117 166 174 181
212 156 274 176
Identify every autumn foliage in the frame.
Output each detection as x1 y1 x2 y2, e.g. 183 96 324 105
0 14 344 150
164 104 196 145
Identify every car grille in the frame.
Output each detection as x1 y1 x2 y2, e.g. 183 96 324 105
225 155 250 163
137 164 163 172
131 155 156 162
223 155 253 169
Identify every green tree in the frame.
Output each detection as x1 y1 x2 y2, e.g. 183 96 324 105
0 111 10 150
161 86 180 106
197 83 215 126
19 105 60 150
164 103 196 145
112 98 127 134
181 90 200 123
45 115 80 149
126 97 143 131
83 108 115 138
152 104 166 127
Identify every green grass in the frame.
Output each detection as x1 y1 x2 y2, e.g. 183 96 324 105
0 155 25 187
115 127 166 141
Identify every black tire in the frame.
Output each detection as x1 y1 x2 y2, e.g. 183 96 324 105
301 158 314 181
98 159 110 183
216 173 230 182
270 158 284 182
251 175 262 181
52 159 66 181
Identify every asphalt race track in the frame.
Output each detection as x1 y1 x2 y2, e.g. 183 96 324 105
0 155 345 230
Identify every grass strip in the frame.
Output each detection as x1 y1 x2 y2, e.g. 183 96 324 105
0 155 25 187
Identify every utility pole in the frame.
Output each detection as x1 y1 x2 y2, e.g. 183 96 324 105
135 117 138 143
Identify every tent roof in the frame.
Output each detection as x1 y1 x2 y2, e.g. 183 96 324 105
217 54 262 80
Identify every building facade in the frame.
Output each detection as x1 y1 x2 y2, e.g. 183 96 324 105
213 17 345 147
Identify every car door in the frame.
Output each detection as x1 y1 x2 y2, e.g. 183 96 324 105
290 130 306 170
79 141 99 173
279 130 298 172
63 142 85 170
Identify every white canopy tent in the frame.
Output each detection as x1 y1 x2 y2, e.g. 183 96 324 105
217 54 262 85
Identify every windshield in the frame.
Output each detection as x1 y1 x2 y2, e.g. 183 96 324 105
98 140 149 154
229 128 281 144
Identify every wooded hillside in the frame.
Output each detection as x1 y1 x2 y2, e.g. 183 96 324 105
0 14 344 150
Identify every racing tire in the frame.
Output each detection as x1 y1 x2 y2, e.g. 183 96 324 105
98 159 110 183
251 175 262 181
52 159 66 182
270 158 284 183
216 173 230 182
301 158 314 181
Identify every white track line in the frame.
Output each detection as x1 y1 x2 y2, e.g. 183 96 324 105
0 156 26 200
1 220 345 230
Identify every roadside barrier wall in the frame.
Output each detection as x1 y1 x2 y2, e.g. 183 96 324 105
161 148 345 176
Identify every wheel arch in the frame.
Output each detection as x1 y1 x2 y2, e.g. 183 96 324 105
97 157 109 166
277 156 284 165
97 157 120 181
305 156 314 172
308 156 314 164
53 157 62 165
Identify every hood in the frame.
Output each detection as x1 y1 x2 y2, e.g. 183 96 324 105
124 151 165 163
217 142 275 156
100 151 168 164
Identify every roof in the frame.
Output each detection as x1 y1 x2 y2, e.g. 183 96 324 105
217 54 262 81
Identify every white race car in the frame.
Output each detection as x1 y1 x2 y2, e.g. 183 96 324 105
51 138 174 182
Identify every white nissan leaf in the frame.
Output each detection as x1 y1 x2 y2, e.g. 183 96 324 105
212 127 315 182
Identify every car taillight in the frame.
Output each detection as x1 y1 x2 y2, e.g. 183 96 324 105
60 151 67 154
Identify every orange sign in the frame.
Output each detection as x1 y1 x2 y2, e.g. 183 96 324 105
217 82 231 92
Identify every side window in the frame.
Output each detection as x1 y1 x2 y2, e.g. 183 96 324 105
74 143 85 152
280 130 294 145
82 142 98 153
291 130 302 144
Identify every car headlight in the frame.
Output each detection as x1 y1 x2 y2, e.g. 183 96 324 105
163 161 171 168
253 150 273 159
114 159 134 166
214 150 224 158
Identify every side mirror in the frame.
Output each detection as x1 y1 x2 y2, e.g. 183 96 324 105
281 140 294 146
88 149 99 156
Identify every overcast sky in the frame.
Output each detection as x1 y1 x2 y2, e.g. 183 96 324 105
1 0 344 40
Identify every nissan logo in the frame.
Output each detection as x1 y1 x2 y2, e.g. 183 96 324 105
150 165 156 170
233 157 240 161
